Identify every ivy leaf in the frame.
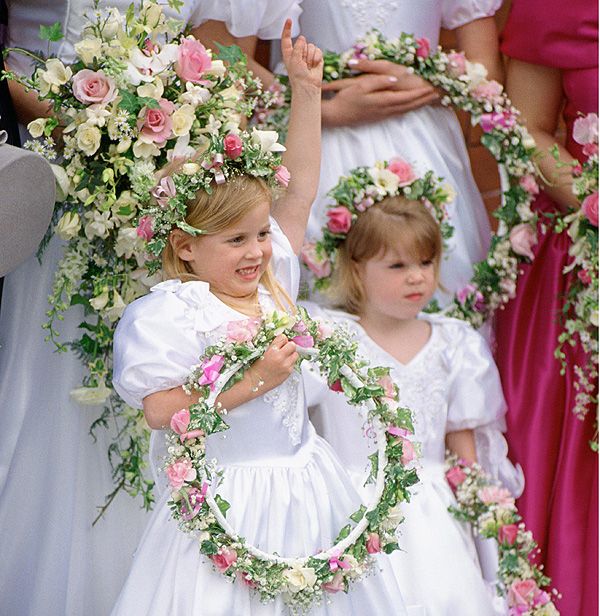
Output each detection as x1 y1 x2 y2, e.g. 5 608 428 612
216 43 245 66
200 540 219 555
349 505 366 523
39 22 63 43
214 494 231 516
168 0 185 11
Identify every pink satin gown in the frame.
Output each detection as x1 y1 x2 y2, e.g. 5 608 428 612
495 2 599 615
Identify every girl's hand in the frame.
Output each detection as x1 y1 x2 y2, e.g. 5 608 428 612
250 334 299 393
281 18 323 91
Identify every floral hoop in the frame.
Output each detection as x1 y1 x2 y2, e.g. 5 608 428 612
300 160 454 288
445 453 560 615
257 29 541 329
164 309 418 609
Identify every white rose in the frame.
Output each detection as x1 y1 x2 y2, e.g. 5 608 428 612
39 59 73 95
369 167 400 195
84 209 114 240
137 78 164 100
251 128 286 153
55 211 81 240
76 123 102 156
171 104 195 137
70 382 112 405
465 60 488 88
105 291 127 322
180 82 211 106
74 37 102 64
27 118 47 138
115 226 144 258
182 162 200 175
283 566 317 593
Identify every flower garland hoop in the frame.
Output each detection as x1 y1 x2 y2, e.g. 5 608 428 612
164 309 419 609
257 29 541 328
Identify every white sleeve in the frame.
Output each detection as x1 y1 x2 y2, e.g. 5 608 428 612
270 216 300 301
189 0 302 38
445 323 524 496
441 0 502 30
112 293 203 409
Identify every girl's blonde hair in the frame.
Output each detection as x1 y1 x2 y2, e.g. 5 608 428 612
329 196 443 314
162 174 293 312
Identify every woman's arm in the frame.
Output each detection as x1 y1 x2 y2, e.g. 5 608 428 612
445 429 477 464
270 20 323 253
6 65 53 125
454 16 503 83
504 58 577 210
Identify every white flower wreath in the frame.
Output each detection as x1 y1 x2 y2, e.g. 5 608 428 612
163 308 419 610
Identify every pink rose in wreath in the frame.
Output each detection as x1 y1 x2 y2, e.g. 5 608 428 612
478 485 514 507
301 242 332 278
415 37 430 58
210 547 238 572
366 532 381 554
519 174 539 196
498 524 519 546
176 37 212 84
226 318 260 343
170 408 190 434
166 458 196 490
447 52 467 77
326 206 353 234
274 165 291 188
322 572 345 593
223 133 243 159
509 223 538 260
508 579 542 607
387 158 416 186
445 466 467 491
582 191 598 226
572 113 598 146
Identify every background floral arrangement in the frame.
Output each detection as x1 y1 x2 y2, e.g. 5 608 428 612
164 308 419 609
301 158 454 288
4 0 271 516
445 453 560 615
552 113 598 444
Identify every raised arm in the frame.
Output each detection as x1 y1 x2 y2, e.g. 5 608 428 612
270 20 323 253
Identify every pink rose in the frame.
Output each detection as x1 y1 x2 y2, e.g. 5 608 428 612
151 176 177 208
471 80 503 103
274 165 291 188
445 466 467 491
519 174 539 196
210 547 238 573
415 37 430 58
316 320 333 340
170 408 190 434
578 269 592 285
456 284 485 312
300 242 332 279
238 571 257 589
138 98 175 145
478 486 514 507
509 223 538 260
330 379 343 392
136 215 154 241
498 524 519 546
387 158 416 186
366 532 381 554
508 579 540 607
175 37 212 85
223 133 243 159
572 113 598 146
292 334 315 348
480 111 516 133
166 458 196 490
198 354 225 390
378 374 395 399
322 572 345 594
226 318 260 343
583 142 599 157
573 163 583 176
72 69 117 105
399 437 416 465
582 192 598 226
447 52 466 77
326 206 353 234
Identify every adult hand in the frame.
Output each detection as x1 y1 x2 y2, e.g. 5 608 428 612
321 58 438 127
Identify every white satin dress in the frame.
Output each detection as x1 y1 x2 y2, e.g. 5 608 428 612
262 0 502 305
111 221 409 615
0 2 251 615
302 304 524 616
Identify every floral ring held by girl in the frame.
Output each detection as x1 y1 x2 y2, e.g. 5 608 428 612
164 308 418 610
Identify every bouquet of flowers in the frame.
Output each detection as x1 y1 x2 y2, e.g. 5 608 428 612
553 113 598 445
445 453 560 615
4 0 271 516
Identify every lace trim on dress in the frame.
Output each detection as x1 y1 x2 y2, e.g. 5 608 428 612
338 0 399 29
262 372 302 446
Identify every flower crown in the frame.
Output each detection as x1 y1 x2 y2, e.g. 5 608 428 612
136 128 290 273
301 159 455 289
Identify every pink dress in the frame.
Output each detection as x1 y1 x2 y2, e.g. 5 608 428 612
495 2 598 615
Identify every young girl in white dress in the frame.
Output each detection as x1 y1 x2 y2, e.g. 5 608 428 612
111 26 409 616
303 195 523 615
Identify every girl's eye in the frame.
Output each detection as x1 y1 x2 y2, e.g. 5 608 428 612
228 236 245 244
421 259 434 266
389 263 405 269
258 230 271 240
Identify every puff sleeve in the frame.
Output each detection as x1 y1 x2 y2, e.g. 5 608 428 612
441 0 502 30
112 289 205 409
444 321 524 497
189 0 302 39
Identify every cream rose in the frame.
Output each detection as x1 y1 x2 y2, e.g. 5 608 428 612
74 37 102 64
282 566 317 593
76 123 102 156
39 59 72 96
56 211 81 240
171 104 195 137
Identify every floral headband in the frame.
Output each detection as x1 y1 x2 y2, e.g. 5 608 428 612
301 159 455 289
135 128 290 273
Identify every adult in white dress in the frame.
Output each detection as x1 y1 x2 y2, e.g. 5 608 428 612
0 2 295 614
224 0 503 305
111 220 409 616
302 305 524 615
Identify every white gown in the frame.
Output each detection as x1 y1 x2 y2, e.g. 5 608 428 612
0 3 236 615
111 221 409 615
302 304 524 616
262 0 501 305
